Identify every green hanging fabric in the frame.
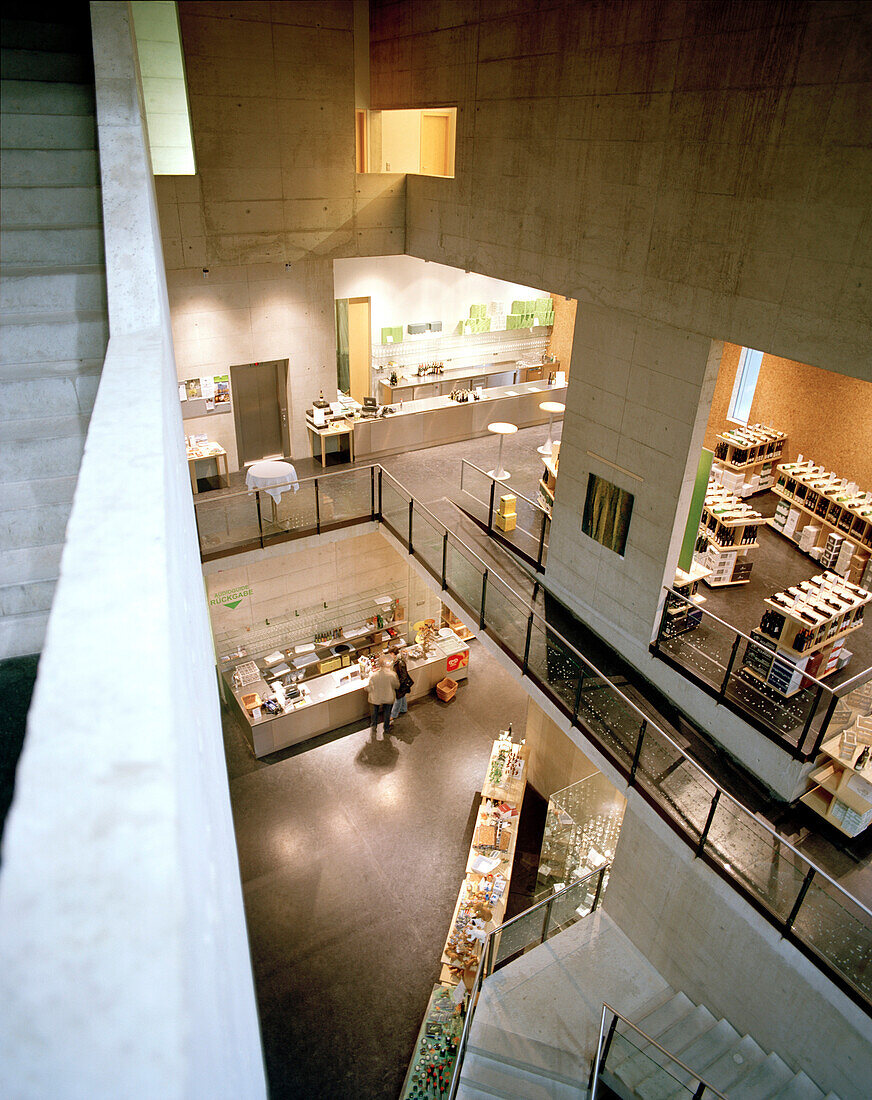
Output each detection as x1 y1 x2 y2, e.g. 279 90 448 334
335 298 350 393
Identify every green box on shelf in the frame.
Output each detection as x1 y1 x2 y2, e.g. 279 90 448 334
380 326 403 344
469 303 487 319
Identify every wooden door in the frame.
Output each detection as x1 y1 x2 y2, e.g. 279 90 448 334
420 113 450 176
347 297 371 404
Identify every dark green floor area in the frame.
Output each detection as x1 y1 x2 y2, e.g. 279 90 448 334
0 654 39 846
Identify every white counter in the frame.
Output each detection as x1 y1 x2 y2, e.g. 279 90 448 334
224 631 470 757
354 379 568 460
377 359 550 403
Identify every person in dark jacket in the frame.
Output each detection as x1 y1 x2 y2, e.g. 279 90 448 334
389 645 413 720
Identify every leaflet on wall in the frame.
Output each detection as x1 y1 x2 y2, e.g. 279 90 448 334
213 375 230 403
178 383 187 401
184 378 202 399
200 376 215 400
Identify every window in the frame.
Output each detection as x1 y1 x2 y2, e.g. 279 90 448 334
356 108 457 178
727 347 763 424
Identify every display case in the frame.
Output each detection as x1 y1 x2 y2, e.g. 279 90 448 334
740 572 871 697
711 423 786 496
441 603 473 641
802 714 872 836
535 772 626 897
537 443 559 514
694 484 764 587
661 562 710 637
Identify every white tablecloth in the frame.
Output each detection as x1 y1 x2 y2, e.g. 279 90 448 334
245 460 299 503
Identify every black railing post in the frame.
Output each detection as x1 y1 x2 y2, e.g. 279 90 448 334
797 685 825 758
479 569 488 631
370 465 375 521
691 1082 706 1100
629 720 647 786
590 864 606 913
598 1013 618 1078
255 490 265 549
487 478 496 535
785 867 816 933
378 466 383 519
718 633 742 700
808 691 839 760
542 897 554 943
536 515 548 572
573 668 586 724
522 612 534 674
441 532 448 590
696 790 720 857
408 499 413 553
314 478 321 535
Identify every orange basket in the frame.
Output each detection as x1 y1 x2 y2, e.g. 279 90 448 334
436 677 458 702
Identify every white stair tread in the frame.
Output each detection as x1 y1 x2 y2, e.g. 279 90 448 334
700 1034 768 1093
459 1051 584 1100
771 1070 826 1100
730 1052 794 1099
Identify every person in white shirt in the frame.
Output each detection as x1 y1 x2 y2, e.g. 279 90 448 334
366 655 399 739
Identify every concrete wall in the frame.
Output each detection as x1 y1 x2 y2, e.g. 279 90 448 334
523 696 598 798
333 253 546 341
373 0 872 379
605 802 872 1099
156 0 406 467
0 5 266 1095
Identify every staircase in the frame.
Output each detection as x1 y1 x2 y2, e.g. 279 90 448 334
0 3 108 658
603 989 841 1100
458 1022 587 1098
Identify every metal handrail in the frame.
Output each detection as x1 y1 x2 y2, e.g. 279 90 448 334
461 458 544 513
196 464 872 954
379 470 872 921
491 863 607 938
193 461 381 506
660 584 841 699
591 1002 728 1100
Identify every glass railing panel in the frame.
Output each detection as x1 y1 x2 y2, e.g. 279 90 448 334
635 731 719 843
321 467 372 525
481 574 528 662
444 540 485 619
194 490 262 556
380 476 409 542
656 591 730 691
459 461 493 512
576 677 640 769
703 795 806 923
260 481 318 539
545 874 603 937
791 875 872 1000
525 618 583 715
603 1029 695 1099
490 906 546 971
411 505 444 579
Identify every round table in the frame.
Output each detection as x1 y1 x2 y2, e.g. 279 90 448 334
537 401 565 456
245 459 299 503
487 422 518 481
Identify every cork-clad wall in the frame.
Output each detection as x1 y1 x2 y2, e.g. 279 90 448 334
705 344 872 487
547 293 578 375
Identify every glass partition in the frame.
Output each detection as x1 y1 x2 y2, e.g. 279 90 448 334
321 466 372 526
380 474 410 544
411 504 444 581
195 489 263 558
444 538 485 619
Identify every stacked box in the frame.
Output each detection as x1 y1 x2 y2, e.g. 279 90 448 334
821 532 844 569
798 525 820 553
835 540 855 576
783 508 801 538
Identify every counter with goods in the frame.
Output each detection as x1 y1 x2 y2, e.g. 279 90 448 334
400 734 529 1100
223 622 469 757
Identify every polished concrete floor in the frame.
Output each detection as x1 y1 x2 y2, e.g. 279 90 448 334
222 641 542 1099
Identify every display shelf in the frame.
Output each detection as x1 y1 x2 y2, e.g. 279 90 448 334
537 444 559 514
712 423 786 496
441 604 474 641
662 562 710 637
772 461 872 578
801 723 872 836
694 484 763 588
399 983 462 1100
740 572 870 697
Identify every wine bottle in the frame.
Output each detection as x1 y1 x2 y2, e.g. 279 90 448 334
856 746 870 771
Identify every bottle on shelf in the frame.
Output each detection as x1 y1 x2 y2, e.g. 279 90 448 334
856 746 870 771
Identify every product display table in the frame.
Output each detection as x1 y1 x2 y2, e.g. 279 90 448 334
802 720 872 836
223 629 470 757
307 419 355 466
186 441 228 494
487 421 518 481
245 459 299 502
536 400 564 456
399 983 463 1100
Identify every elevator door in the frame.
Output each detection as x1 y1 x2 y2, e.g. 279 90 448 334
230 360 289 465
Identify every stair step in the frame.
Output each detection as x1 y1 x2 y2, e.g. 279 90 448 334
0 226 104 266
0 544 64 587
734 1052 795 1100
1 112 97 150
0 356 105 383
467 1023 587 1085
0 578 57 617
0 47 92 84
0 148 99 187
0 18 91 54
633 1020 740 1100
1 376 98 419
635 992 695 1043
459 1051 584 1100
0 474 79 511
1 185 101 227
0 312 108 364
771 1071 826 1100
698 1034 768 1093
0 608 50 660
615 1006 717 1092
0 413 91 442
0 500 77 552
1 433 87 485
0 78 95 116
0 266 106 312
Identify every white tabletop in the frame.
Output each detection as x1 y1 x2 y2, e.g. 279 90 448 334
487 422 519 434
245 460 299 503
539 401 565 415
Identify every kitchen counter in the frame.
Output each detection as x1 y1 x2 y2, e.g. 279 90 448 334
223 630 470 757
354 378 568 460
377 359 553 403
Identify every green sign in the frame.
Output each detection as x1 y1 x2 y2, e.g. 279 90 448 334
210 585 252 611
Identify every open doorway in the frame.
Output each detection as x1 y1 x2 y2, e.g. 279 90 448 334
336 297 371 404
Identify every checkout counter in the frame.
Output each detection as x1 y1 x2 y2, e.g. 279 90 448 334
223 628 470 757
